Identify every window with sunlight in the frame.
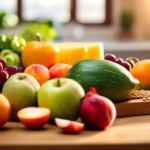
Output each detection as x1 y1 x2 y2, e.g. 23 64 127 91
76 0 106 24
0 0 17 14
22 0 71 23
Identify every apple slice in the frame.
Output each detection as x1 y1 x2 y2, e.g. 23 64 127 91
17 107 50 129
55 118 84 133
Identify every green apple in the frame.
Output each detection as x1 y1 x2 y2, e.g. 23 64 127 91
38 78 85 123
2 73 40 121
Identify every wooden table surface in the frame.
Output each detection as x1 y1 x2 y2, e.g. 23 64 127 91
1 115 150 150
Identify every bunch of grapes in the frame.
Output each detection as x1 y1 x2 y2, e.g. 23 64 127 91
104 53 131 71
0 58 25 84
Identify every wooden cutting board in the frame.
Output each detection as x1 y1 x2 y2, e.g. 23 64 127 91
115 99 150 117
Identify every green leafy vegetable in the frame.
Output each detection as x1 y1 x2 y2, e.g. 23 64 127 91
20 23 58 42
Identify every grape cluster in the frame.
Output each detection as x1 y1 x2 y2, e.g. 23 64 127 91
0 58 24 84
104 53 131 71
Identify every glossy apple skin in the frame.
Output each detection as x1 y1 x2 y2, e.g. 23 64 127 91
62 122 83 133
79 91 116 129
2 73 40 121
55 118 84 134
24 64 50 85
38 78 85 123
49 63 72 79
17 107 50 129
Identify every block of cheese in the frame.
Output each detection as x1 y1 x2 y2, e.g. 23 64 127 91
53 42 104 66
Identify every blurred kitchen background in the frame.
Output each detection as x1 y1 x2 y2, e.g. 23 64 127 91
0 0 150 60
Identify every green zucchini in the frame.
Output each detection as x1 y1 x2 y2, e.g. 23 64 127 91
66 59 140 103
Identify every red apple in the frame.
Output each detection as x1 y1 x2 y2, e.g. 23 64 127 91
55 118 84 133
79 88 116 129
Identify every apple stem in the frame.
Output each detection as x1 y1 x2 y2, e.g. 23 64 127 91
58 78 60 87
19 76 26 80
36 33 42 41
22 76 26 79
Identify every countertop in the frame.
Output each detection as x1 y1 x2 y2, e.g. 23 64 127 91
1 115 150 150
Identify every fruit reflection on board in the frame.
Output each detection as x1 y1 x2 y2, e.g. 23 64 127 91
0 36 148 134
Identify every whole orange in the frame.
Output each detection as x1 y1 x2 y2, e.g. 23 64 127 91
131 59 150 90
21 41 59 69
0 94 11 128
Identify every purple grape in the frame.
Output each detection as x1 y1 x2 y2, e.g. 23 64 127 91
5 66 18 76
0 63 3 71
0 58 7 68
18 66 25 73
115 58 124 65
3 68 7 71
122 62 131 71
0 70 9 80
0 77 4 84
105 53 116 62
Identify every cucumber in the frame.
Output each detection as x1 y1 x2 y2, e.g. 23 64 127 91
66 59 140 103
